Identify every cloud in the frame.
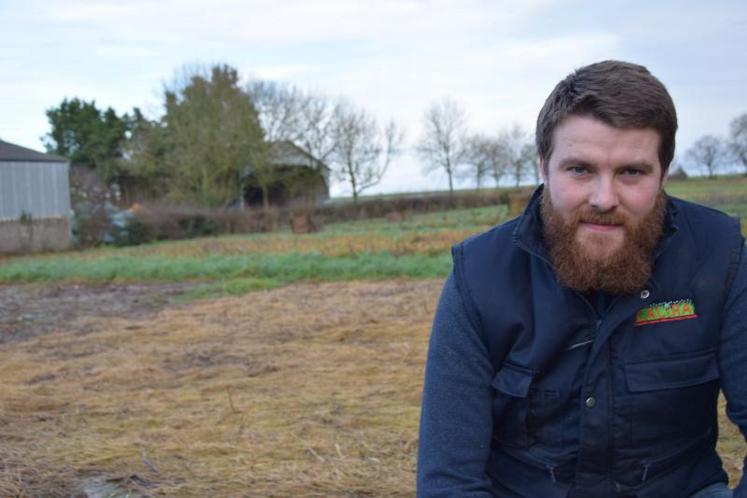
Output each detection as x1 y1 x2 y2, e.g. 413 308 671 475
1 0 745 193
317 32 620 134
254 64 321 80
26 0 555 47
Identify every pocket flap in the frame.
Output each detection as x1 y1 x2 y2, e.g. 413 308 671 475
625 350 719 393
492 362 534 398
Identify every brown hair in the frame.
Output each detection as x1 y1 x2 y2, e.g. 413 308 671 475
536 60 677 170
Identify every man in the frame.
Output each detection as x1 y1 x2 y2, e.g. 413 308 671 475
417 60 747 497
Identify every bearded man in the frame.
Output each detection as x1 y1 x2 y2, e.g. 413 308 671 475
417 61 747 498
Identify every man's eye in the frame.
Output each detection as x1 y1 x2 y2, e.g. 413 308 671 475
568 166 588 175
623 168 644 176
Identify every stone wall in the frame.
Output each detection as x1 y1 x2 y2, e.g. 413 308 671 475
0 217 71 253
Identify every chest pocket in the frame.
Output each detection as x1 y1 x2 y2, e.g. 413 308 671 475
492 362 578 449
624 349 720 448
491 362 533 447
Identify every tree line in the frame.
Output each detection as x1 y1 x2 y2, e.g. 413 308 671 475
43 63 544 208
416 99 538 192
685 115 747 178
44 65 398 207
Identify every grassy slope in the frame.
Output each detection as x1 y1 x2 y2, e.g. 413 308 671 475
1 175 745 287
667 176 747 211
0 206 506 286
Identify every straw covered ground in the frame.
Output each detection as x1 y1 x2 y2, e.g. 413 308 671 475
1 279 745 497
0 279 439 497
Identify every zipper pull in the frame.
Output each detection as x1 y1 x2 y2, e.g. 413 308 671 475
641 463 650 483
546 464 557 483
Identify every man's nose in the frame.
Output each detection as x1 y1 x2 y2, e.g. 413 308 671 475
590 177 619 211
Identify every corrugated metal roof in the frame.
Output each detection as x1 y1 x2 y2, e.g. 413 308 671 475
0 140 68 163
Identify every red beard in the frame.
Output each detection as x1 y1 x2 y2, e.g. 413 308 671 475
540 190 667 295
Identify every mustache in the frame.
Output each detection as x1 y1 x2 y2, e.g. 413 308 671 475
573 210 628 227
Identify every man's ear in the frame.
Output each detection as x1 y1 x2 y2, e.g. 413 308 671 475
540 157 548 184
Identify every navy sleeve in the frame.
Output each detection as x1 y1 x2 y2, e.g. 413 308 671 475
417 272 496 497
718 244 747 497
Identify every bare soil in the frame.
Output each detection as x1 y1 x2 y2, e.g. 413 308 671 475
0 282 204 344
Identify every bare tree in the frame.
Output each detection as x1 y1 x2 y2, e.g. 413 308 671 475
496 124 538 187
329 101 403 203
525 143 540 186
245 80 306 143
729 113 747 175
687 135 726 179
297 95 339 171
417 99 468 195
246 80 338 162
246 80 340 207
246 79 337 165
463 134 503 188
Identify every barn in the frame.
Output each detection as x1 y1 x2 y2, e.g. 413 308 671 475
0 139 72 253
243 141 330 207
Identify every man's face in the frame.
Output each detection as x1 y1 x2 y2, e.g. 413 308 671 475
541 114 665 260
540 114 667 294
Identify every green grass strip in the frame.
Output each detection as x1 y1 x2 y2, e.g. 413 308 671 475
0 251 453 284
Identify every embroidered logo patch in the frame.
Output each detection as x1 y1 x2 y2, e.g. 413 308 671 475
634 299 698 327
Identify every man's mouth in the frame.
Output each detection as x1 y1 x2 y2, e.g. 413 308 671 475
580 221 623 232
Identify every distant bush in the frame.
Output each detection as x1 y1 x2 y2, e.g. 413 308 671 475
85 188 524 247
316 188 519 223
72 201 119 247
118 204 281 245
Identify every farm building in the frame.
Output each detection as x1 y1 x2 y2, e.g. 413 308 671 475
243 141 330 207
0 139 72 253
668 166 689 181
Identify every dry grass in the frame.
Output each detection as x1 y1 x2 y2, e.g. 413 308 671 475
718 394 746 483
120 230 477 259
1 279 744 496
0 280 439 497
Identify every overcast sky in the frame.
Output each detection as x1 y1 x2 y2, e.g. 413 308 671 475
1 0 746 196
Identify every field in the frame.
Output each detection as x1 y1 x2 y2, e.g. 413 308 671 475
1 176 746 496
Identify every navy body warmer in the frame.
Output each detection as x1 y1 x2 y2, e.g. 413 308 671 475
450 189 744 497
